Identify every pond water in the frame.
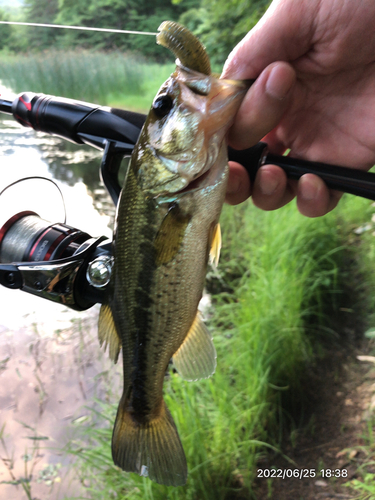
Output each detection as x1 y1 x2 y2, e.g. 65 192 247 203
0 87 125 499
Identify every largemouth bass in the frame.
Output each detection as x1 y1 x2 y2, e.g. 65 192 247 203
98 21 248 486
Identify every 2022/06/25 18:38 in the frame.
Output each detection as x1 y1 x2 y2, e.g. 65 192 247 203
257 468 348 479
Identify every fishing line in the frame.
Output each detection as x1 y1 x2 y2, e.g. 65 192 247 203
0 21 157 36
0 177 67 224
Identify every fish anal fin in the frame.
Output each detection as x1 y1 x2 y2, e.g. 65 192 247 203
154 203 190 266
209 223 221 268
112 396 187 486
173 312 216 381
98 304 121 364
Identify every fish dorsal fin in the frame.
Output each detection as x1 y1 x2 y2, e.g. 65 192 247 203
98 304 121 364
173 312 216 381
209 223 221 268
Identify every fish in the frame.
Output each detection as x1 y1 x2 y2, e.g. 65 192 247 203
98 20 248 486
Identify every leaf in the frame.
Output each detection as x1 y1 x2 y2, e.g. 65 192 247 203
364 328 375 339
72 415 89 425
357 355 375 364
24 435 49 440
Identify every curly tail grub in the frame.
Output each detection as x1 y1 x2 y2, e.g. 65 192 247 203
157 21 211 75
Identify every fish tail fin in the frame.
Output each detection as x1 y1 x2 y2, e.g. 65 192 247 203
112 394 187 486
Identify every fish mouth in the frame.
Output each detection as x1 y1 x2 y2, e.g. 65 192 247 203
154 159 223 204
159 147 222 196
156 150 210 194
176 169 211 194
155 142 223 199
158 151 195 167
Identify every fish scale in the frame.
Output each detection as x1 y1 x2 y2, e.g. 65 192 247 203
98 21 248 486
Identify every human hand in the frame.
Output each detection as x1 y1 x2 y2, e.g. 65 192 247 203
223 0 375 216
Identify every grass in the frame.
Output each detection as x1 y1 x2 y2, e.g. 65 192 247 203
343 411 375 499
335 196 375 499
61 197 359 500
0 421 53 500
0 50 175 112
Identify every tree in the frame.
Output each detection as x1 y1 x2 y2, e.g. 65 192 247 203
24 0 60 49
180 0 270 65
55 0 188 57
0 9 12 50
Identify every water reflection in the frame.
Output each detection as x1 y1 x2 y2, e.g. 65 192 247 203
0 115 118 229
0 111 124 499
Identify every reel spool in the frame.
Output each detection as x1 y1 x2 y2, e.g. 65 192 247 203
0 176 92 263
0 211 91 263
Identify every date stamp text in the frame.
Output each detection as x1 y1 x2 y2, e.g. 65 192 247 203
257 468 348 480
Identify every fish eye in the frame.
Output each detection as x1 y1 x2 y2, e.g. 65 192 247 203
152 94 174 118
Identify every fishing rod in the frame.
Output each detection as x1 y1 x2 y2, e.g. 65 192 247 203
3 92 375 202
1 91 375 310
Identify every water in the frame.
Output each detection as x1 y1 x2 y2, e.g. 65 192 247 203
0 94 124 499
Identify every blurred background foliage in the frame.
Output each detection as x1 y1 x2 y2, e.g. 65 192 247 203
0 0 270 63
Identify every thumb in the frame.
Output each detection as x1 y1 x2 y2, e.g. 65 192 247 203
221 0 313 80
226 61 296 150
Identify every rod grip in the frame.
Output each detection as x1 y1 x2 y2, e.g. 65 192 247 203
266 154 375 201
228 143 375 201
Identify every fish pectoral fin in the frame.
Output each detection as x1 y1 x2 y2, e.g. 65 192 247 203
209 223 221 269
98 304 121 364
173 311 216 381
154 203 190 266
112 396 187 486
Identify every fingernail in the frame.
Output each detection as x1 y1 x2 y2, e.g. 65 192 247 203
258 168 280 196
265 65 294 100
300 175 320 201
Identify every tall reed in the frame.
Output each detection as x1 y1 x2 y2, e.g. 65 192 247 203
0 51 174 110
